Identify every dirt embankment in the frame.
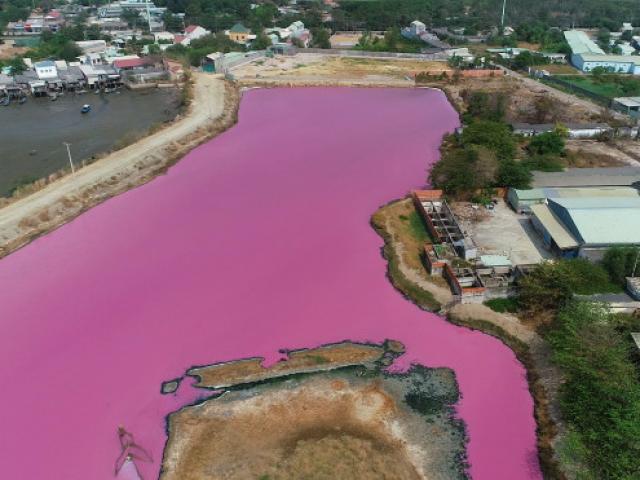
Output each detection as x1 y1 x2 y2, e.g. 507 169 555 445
0 74 240 260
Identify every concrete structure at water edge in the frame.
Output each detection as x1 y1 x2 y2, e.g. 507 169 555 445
414 191 522 304
413 190 477 260
530 196 640 260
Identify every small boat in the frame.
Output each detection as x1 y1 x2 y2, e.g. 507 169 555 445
81 104 91 114
0 97 9 106
19 96 27 104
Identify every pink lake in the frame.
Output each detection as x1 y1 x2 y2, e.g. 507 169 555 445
0 87 541 479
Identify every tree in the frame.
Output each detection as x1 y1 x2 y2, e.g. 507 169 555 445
7 56 26 75
528 130 565 156
311 27 331 49
461 120 516 160
85 24 102 40
603 246 640 285
121 8 142 28
251 32 272 51
162 12 183 32
59 41 82 62
519 261 573 313
496 159 532 188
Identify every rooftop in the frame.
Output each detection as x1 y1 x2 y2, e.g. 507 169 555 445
530 203 580 249
548 196 640 245
564 30 605 55
230 23 250 33
532 167 640 188
577 53 640 65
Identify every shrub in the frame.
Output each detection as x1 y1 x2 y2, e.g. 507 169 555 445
602 246 640 285
528 131 565 156
484 297 519 313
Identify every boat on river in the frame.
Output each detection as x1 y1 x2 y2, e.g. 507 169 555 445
81 104 91 114
0 96 9 106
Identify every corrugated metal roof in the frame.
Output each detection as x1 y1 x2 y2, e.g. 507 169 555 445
512 186 639 202
577 53 640 65
532 167 640 188
614 96 640 108
530 203 580 249
549 197 640 245
564 30 605 55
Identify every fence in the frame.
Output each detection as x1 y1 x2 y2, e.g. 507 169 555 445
540 74 612 108
301 47 448 61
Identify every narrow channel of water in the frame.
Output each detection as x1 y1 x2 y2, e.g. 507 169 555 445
0 87 541 480
0 88 180 196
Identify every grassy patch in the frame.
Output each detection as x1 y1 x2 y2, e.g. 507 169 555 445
371 201 440 311
559 75 640 99
484 297 519 314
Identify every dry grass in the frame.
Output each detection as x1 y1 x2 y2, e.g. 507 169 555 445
187 342 385 389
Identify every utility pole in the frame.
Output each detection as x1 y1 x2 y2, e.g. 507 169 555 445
501 0 507 32
63 142 76 173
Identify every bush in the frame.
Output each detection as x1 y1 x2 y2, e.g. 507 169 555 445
527 131 566 156
484 297 519 313
602 246 640 285
496 159 532 189
519 259 620 312
461 120 516 160
522 154 565 172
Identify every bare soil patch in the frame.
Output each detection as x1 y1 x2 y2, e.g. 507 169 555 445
161 364 466 480
564 140 639 167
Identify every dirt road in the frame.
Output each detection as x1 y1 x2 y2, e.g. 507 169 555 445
0 73 232 258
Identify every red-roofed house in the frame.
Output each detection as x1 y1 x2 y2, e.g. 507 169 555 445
113 57 152 71
175 25 209 46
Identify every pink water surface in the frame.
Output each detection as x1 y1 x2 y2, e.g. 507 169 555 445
0 88 541 480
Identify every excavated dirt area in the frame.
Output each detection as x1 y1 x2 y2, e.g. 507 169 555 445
161 364 466 480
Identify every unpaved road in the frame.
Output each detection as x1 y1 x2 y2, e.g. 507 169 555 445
0 73 228 257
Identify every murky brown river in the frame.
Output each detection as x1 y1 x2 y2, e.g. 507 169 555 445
0 87 180 196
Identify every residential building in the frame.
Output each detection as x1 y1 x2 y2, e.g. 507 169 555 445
227 23 251 43
175 25 210 46
34 60 58 80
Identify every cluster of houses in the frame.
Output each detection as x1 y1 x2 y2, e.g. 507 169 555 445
0 38 179 99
